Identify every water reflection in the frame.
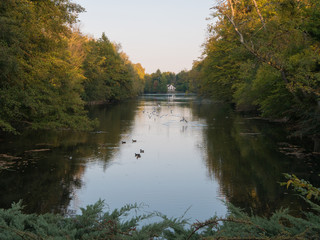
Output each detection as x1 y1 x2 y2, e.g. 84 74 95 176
191 102 320 215
68 94 227 220
0 101 138 214
0 94 319 220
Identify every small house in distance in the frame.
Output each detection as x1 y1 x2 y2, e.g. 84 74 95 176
167 84 176 92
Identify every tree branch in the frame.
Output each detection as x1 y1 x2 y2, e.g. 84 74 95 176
252 0 266 30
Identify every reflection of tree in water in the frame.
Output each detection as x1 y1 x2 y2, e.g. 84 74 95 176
192 102 320 216
0 154 85 214
86 101 138 165
0 101 138 214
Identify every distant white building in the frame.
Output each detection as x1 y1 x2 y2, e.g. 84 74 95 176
167 84 176 92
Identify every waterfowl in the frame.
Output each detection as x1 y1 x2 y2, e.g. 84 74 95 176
122 141 126 144
140 149 144 153
180 117 188 123
135 153 141 158
132 139 137 143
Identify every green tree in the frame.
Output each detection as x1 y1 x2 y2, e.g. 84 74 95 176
195 0 320 136
144 70 180 93
0 0 92 133
82 33 144 103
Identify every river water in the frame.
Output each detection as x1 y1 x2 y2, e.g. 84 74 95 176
0 94 319 222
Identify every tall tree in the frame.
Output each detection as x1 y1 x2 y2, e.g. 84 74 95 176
0 0 93 133
196 0 320 136
82 33 145 103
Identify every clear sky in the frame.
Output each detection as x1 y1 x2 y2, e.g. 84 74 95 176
73 0 214 74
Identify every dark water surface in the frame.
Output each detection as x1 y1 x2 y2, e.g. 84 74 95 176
0 94 319 221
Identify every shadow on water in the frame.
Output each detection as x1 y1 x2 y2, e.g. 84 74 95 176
0 101 138 214
191 101 320 216
0 94 319 219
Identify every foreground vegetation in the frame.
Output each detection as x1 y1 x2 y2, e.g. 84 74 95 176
0 175 319 239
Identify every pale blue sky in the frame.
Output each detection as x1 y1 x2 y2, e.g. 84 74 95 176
73 0 214 74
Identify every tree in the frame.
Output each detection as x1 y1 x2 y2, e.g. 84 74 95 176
195 0 320 136
0 0 93 133
144 69 168 93
82 33 145 103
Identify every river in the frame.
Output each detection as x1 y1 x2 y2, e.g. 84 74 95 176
0 93 319 222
